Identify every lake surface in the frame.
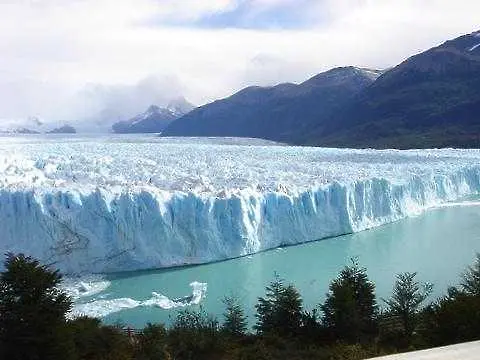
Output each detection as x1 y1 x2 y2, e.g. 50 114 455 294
72 201 480 328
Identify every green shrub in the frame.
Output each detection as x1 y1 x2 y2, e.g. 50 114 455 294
422 287 480 346
134 323 169 360
68 316 133 360
167 307 220 360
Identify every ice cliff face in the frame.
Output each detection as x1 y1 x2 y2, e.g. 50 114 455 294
0 135 479 274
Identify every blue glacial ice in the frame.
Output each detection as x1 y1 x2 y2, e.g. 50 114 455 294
0 135 479 273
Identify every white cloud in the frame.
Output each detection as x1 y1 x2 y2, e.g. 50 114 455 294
0 0 479 128
73 75 186 131
148 0 236 21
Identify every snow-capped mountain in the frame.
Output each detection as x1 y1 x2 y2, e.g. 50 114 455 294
11 127 40 134
0 116 79 134
112 98 195 134
167 97 196 116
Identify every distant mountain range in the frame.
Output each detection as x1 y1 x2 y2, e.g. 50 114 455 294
162 30 480 149
47 125 76 134
14 127 40 134
0 115 81 135
112 98 195 134
0 116 43 134
162 67 381 142
0 124 76 134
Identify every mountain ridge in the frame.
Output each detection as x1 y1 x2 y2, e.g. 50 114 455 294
47 125 76 134
306 29 480 148
162 66 382 141
112 98 195 134
162 30 480 149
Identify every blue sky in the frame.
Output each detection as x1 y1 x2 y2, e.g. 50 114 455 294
161 0 319 30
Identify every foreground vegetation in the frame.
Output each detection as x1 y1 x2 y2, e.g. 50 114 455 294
1 254 479 360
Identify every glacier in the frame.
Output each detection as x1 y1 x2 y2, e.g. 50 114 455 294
0 134 479 274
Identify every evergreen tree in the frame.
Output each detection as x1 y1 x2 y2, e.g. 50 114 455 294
422 286 480 346
321 258 378 343
222 296 248 337
0 253 75 360
422 255 480 346
460 253 480 296
382 272 432 338
255 275 284 335
254 274 303 337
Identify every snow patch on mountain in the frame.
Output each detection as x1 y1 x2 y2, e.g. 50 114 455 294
130 105 165 125
468 42 480 52
167 97 195 116
355 67 383 80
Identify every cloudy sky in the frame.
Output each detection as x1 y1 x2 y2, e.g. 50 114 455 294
1 0 479 129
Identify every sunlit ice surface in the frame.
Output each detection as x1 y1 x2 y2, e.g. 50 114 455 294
0 134 479 273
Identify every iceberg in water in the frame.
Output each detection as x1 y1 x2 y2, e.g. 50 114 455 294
61 275 112 300
69 281 207 319
0 135 479 274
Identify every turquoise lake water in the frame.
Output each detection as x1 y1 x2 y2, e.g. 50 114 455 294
75 203 480 329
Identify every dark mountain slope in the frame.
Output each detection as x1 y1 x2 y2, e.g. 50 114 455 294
162 67 381 141
47 125 76 134
306 30 480 148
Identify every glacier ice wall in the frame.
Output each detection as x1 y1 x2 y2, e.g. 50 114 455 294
0 135 479 273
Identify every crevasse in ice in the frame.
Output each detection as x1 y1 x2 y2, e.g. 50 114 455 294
0 135 479 273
